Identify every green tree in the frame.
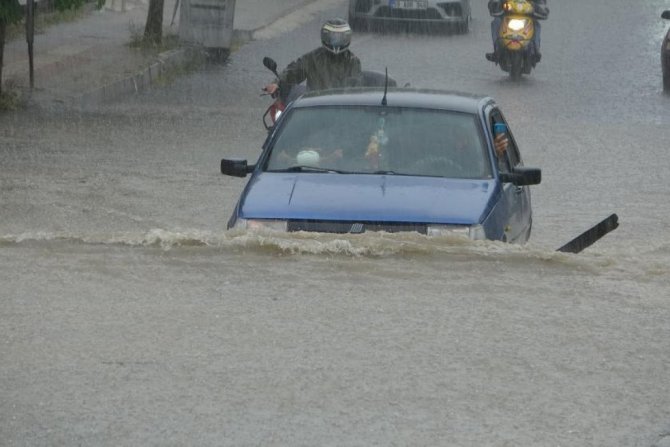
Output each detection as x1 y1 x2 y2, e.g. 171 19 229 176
54 0 84 11
0 0 22 95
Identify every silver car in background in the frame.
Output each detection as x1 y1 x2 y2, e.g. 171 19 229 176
348 0 471 33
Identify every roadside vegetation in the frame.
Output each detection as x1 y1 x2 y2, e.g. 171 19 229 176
1 0 103 109
0 80 23 111
1 0 178 110
0 0 161 112
1 0 22 106
153 50 206 86
128 23 180 53
5 0 101 42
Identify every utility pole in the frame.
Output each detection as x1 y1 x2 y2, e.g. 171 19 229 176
25 0 35 88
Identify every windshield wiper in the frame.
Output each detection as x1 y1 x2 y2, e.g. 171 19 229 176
272 165 353 174
372 170 411 176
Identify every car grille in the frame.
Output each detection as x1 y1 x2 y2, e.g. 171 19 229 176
374 6 443 20
287 220 428 234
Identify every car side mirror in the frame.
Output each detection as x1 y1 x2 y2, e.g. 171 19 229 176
221 158 255 178
662 10 670 19
263 57 279 77
500 166 541 186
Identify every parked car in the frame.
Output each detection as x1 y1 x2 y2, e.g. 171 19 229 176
348 0 471 34
662 10 670 91
221 88 541 243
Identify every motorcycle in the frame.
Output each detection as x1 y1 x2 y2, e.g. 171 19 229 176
261 56 398 131
261 57 306 130
491 0 541 81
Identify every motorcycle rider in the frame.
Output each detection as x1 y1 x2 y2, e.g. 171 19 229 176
264 18 362 99
485 0 549 63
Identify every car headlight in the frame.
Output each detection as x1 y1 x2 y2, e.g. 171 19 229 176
426 224 486 240
233 218 288 232
508 18 528 31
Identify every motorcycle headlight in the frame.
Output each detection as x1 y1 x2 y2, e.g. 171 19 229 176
233 218 288 232
273 109 283 121
508 18 528 31
426 224 486 240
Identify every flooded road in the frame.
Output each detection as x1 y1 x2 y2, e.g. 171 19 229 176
2 0 670 445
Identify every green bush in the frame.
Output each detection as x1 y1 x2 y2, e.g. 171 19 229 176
0 83 24 111
0 0 22 24
54 0 84 11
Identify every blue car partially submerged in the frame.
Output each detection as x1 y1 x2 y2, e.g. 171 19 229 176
221 88 541 243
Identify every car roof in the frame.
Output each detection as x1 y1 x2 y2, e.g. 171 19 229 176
292 87 495 115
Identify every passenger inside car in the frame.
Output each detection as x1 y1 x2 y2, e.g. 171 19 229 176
269 123 348 169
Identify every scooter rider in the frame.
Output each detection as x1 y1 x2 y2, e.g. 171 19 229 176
485 0 549 63
264 18 362 100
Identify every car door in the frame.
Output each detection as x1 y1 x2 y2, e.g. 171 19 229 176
489 109 532 242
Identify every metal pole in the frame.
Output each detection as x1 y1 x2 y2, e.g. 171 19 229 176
25 0 35 88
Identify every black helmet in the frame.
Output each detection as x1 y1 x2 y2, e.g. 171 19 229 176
321 18 352 55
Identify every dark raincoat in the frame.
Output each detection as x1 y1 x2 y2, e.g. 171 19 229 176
278 47 362 93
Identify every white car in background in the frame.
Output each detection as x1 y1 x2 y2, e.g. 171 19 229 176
348 0 471 33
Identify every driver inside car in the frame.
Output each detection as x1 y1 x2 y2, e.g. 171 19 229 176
448 125 486 177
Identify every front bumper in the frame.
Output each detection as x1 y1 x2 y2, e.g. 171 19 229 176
351 0 468 24
232 218 488 240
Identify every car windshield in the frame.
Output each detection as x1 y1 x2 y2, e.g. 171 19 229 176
265 105 492 179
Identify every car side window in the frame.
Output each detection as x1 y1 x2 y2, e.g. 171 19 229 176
504 125 521 168
490 110 523 171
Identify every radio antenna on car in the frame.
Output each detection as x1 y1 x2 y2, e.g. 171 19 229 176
381 67 389 106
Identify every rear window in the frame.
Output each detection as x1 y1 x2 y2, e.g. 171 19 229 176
265 106 492 179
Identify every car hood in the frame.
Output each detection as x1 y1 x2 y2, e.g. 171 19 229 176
238 173 497 225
